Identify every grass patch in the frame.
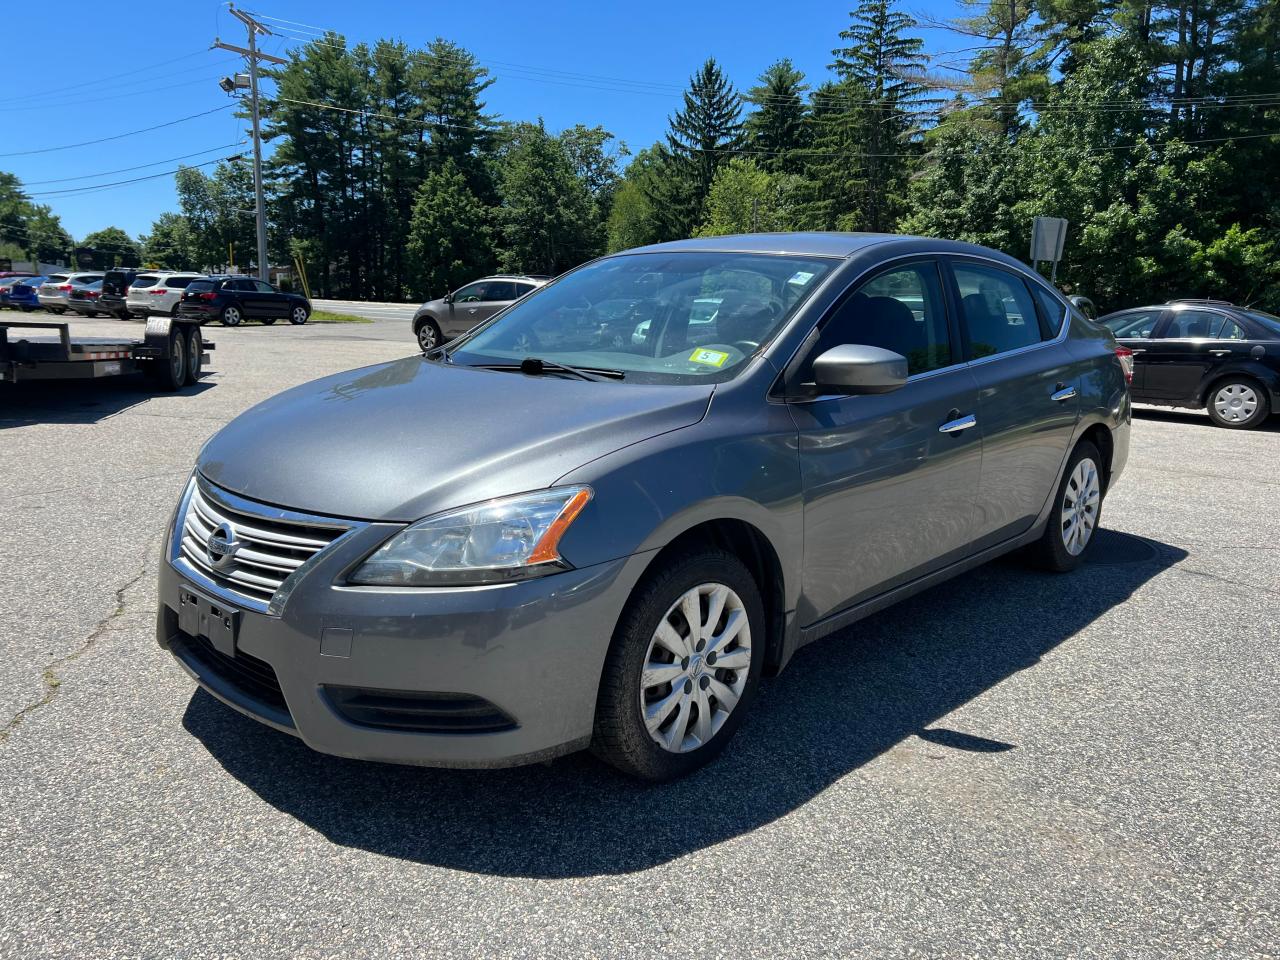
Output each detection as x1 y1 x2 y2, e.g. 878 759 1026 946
308 309 373 324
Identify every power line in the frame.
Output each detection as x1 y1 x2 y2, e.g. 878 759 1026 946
19 143 249 186
0 64 243 114
25 154 248 198
9 47 220 100
0 105 236 158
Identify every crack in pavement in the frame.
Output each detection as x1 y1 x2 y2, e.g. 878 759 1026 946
0 563 149 746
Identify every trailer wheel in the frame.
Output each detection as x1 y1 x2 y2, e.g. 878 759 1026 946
185 325 203 385
149 327 186 392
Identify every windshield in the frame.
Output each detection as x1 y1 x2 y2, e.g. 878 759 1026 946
446 252 836 384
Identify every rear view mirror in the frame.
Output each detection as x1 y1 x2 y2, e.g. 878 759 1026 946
811 344 908 395
443 292 454 304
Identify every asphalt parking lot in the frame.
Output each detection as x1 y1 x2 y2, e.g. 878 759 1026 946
0 312 1276 959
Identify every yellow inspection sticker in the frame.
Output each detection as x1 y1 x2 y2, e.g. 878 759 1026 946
689 348 729 367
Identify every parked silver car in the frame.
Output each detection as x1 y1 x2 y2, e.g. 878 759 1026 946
37 272 104 314
412 275 547 351
126 272 206 318
159 233 1130 781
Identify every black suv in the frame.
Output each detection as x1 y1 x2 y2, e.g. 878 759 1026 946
100 268 141 320
178 275 311 327
1100 299 1280 428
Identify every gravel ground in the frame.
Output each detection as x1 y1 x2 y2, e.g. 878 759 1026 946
0 313 1276 959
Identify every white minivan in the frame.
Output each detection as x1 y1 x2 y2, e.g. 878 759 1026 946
127 273 206 318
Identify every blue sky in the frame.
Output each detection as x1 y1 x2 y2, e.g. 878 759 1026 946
2 0 959 241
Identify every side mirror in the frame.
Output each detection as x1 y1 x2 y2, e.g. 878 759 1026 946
811 344 908 395
442 292 453 304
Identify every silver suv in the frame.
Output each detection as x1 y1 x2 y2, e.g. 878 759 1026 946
37 272 104 314
412 275 548 351
127 273 206 318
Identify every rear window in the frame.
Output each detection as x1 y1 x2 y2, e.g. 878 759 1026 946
46 275 69 283
165 276 198 289
131 275 160 289
186 280 216 293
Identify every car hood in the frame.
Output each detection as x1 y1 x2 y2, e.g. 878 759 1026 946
198 356 714 522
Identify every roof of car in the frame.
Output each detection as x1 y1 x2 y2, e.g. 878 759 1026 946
623 231 1024 262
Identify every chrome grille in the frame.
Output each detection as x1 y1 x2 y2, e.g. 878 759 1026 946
175 479 350 610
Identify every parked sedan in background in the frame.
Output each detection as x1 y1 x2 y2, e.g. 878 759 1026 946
66 279 105 317
178 275 310 326
1101 299 1280 428
37 272 104 314
0 276 45 311
126 272 206 318
412 275 547 351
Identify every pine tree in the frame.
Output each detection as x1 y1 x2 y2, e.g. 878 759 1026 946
407 161 493 299
831 0 931 230
744 60 811 173
655 58 744 237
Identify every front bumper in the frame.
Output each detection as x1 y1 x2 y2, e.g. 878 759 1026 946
157 518 648 768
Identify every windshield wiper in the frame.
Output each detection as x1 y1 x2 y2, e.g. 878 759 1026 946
423 343 452 362
473 357 625 381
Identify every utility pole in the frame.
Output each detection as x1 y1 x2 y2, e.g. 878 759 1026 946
215 7 286 282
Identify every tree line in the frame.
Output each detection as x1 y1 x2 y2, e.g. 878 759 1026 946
3 0 1277 311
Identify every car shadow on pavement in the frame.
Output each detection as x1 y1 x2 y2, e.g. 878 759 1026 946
0 377 215 428
1132 405 1280 433
183 529 1186 878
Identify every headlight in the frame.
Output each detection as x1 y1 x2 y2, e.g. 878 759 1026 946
348 486 593 587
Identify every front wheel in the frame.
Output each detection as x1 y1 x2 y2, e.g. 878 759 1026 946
1207 378 1269 429
289 305 309 325
416 319 442 352
1027 441 1103 572
219 305 242 327
592 548 765 781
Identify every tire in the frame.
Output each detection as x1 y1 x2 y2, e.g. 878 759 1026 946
170 303 181 318
48 307 64 315
416 319 442 352
184 325 202 385
148 326 186 392
591 547 765 781
261 317 277 325
289 304 309 325
1206 377 1269 429
1027 440 1104 573
220 304 242 327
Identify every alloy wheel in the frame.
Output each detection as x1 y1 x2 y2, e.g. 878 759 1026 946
640 583 752 753
222 306 241 326
1213 383 1258 424
1061 456 1100 556
417 323 439 351
291 306 308 324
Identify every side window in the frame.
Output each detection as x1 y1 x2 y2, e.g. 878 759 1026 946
953 263 1042 358
254 280 275 293
1031 285 1067 338
453 282 485 302
166 277 197 290
489 282 519 301
808 261 953 378
1104 310 1161 339
1163 310 1219 339
1215 317 1247 340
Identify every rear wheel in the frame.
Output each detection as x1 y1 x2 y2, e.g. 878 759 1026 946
1207 378 1269 429
592 548 765 781
289 304 309 325
1027 440 1103 572
184 325 202 385
148 326 186 392
219 305 242 327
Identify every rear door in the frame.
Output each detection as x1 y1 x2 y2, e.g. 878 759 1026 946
948 259 1081 546
1141 308 1227 401
1101 308 1164 395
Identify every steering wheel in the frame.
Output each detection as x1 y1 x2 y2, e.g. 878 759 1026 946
731 340 760 354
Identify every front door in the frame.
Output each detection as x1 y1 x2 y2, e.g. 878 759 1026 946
251 280 287 318
948 260 1081 545
446 280 509 337
1102 308 1164 396
789 259 982 625
1141 308 1227 401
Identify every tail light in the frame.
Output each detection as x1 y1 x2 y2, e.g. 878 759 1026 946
58 284 72 292
86 290 100 298
1114 346 1134 384
196 292 216 301
149 288 167 295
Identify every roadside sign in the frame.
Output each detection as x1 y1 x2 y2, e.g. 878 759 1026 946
1030 216 1069 282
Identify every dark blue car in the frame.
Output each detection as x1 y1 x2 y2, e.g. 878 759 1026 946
0 276 46 311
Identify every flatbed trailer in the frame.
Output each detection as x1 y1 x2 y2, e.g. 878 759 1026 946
0 316 212 392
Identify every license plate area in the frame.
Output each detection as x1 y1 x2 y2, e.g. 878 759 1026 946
178 585 240 656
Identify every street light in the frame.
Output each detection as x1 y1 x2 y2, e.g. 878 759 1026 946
218 73 250 95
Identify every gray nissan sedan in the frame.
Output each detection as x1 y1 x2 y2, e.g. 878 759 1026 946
158 233 1131 781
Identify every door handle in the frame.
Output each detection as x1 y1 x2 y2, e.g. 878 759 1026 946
1051 384 1077 402
939 413 977 434
1210 349 1231 356
468 308 477 314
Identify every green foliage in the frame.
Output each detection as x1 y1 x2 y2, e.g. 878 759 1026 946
80 226 141 268
0 171 72 264
744 60 811 173
695 158 806 236
407 161 493 299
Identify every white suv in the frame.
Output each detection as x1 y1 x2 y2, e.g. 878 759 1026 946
126 273 206 318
